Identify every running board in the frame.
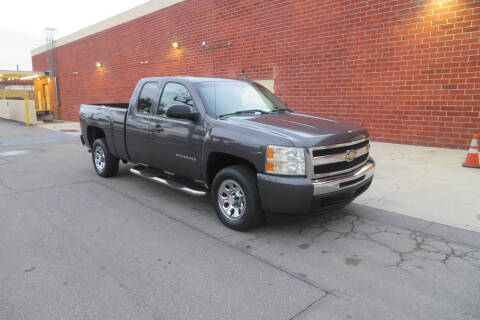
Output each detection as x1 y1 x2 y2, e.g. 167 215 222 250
130 166 208 197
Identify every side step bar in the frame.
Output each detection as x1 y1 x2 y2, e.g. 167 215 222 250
130 165 208 197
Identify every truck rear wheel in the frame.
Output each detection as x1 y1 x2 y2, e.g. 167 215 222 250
92 138 119 178
211 165 264 230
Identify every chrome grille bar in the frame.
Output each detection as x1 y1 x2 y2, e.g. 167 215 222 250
312 144 369 165
309 138 370 178
310 137 369 150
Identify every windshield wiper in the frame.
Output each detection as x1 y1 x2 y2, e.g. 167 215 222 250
268 108 292 114
219 109 269 118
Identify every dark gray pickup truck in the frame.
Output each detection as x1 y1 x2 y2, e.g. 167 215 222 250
80 77 375 230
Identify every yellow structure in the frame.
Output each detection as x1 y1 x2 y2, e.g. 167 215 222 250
0 70 55 120
0 89 33 100
33 76 54 112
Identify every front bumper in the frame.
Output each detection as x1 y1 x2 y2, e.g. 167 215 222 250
257 158 375 214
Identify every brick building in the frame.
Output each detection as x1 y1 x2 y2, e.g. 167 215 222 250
31 0 480 149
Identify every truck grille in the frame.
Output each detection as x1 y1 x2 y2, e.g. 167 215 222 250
314 153 368 175
310 138 370 178
312 139 369 157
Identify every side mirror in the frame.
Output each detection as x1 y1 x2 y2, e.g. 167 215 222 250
166 105 199 121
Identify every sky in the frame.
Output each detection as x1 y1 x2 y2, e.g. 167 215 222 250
0 0 150 71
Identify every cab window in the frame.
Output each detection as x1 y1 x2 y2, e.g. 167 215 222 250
137 82 159 114
157 82 195 116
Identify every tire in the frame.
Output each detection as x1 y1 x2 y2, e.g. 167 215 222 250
91 138 119 177
211 165 264 230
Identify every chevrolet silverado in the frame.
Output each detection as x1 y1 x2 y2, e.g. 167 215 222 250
80 77 375 230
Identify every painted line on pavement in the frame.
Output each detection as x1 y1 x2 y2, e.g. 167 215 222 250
0 135 76 147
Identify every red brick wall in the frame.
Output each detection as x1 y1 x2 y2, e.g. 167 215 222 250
32 0 480 149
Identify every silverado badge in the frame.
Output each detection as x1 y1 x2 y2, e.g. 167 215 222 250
345 150 357 162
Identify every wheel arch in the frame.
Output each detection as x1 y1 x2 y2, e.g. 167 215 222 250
206 152 258 187
86 126 106 147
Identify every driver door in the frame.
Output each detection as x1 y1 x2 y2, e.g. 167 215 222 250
149 82 204 180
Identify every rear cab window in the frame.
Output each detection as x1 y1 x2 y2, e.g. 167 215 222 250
136 82 160 115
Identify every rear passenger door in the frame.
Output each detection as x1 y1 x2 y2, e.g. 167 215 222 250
125 81 160 165
149 82 205 180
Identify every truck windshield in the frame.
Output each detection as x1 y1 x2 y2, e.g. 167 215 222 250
194 81 289 117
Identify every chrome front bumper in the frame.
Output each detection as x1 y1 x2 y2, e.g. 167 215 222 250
313 158 375 195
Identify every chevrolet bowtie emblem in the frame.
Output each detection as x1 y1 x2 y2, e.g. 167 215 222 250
345 150 357 162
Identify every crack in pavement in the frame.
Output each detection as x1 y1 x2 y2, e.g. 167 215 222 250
5 179 480 284
287 210 480 275
0 179 15 192
287 290 334 320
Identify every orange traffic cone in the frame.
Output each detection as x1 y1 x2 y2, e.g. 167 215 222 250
463 134 479 168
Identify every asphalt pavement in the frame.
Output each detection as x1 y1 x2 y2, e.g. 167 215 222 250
0 118 479 320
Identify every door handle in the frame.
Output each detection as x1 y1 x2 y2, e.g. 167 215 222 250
153 125 164 133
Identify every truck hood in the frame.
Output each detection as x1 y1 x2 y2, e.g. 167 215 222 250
226 113 369 147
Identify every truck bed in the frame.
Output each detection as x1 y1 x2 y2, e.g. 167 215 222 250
80 103 129 160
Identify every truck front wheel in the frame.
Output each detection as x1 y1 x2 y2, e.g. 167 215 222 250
211 165 264 230
92 138 119 178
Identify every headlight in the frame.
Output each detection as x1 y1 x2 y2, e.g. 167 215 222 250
266 145 306 176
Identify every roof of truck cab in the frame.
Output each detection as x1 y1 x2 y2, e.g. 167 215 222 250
140 76 243 83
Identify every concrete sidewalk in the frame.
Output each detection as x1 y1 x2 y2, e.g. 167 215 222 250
36 121 480 232
36 121 81 136
361 142 480 233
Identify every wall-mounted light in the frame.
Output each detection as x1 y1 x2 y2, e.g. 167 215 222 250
95 62 102 68
172 42 179 49
73 72 79 75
